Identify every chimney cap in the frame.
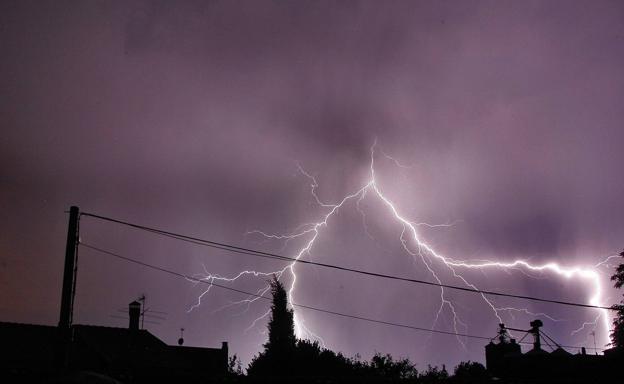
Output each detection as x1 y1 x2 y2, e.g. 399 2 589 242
530 319 543 328
129 300 141 306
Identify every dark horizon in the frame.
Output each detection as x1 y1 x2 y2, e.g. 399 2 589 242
2 0 624 371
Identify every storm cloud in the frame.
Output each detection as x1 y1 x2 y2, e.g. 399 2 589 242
2 0 624 368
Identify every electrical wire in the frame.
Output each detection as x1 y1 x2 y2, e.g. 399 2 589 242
80 212 615 311
78 242 602 351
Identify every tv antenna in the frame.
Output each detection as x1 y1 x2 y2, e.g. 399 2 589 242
138 294 146 329
111 294 168 329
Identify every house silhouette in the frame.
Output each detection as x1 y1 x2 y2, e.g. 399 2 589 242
0 301 228 383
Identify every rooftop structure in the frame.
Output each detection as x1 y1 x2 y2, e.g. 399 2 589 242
0 301 228 383
485 321 622 383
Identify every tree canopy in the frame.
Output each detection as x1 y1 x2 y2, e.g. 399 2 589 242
246 275 473 382
265 276 296 353
246 276 296 377
610 250 624 348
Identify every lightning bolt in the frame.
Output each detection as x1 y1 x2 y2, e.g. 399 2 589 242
495 307 565 323
190 141 613 352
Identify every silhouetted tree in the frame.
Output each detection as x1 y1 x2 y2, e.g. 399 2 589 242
292 339 371 379
369 352 418 380
227 354 243 377
248 276 426 381
265 276 296 353
247 276 296 377
610 249 624 348
419 365 449 384
452 361 489 383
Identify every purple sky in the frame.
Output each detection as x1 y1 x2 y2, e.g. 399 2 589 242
2 0 624 370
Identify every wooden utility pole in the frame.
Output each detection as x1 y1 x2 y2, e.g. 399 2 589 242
57 206 79 372
59 206 80 329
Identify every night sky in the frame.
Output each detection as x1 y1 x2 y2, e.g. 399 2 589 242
2 0 624 370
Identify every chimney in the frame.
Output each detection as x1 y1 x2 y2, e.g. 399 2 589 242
129 301 141 330
221 342 229 374
529 319 543 351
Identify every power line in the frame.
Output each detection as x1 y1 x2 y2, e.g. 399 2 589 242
80 212 614 311
78 242 601 351
80 242 489 340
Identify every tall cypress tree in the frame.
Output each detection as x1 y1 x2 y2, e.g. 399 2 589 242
265 275 296 353
247 275 296 377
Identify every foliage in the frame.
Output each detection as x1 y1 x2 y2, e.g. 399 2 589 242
247 276 296 377
452 361 489 383
610 250 624 348
612 250 624 289
610 304 624 348
369 352 418 380
419 365 449 384
227 354 243 376
265 276 296 353
291 339 369 378
248 275 489 383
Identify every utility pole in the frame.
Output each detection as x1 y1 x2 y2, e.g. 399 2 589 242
59 206 80 329
58 206 79 371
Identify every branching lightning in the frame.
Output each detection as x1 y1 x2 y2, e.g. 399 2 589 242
190 141 614 352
